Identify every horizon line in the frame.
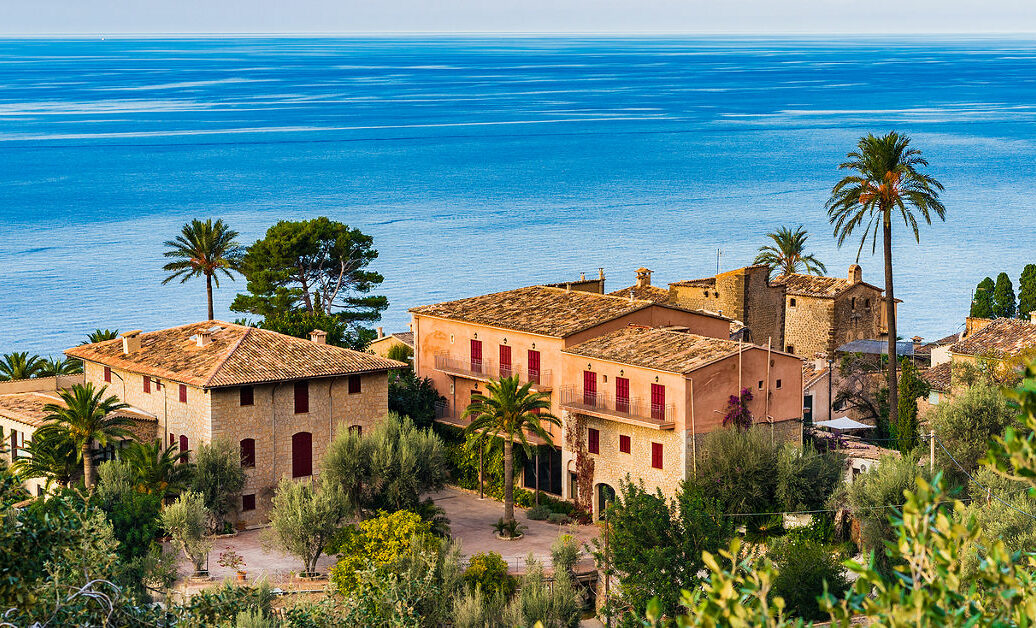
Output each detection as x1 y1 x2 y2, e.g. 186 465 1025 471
2 30 1036 39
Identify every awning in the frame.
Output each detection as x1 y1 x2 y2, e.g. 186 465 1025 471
815 416 873 431
836 339 914 357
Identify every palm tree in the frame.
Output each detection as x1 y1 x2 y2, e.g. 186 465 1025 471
827 131 945 434
122 439 194 500
0 352 45 381
462 376 560 524
83 329 119 344
11 428 81 490
162 218 244 320
43 383 132 488
38 356 83 377
754 225 827 276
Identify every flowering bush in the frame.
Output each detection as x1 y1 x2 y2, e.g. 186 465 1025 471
217 549 245 572
723 387 753 430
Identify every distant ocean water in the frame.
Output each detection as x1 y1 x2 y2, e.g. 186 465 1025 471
1 36 1034 356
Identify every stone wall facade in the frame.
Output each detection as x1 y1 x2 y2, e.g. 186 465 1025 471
670 266 785 346
783 283 884 358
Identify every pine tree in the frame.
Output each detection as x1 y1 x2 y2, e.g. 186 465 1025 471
992 272 1017 318
970 277 995 318
1019 264 1036 320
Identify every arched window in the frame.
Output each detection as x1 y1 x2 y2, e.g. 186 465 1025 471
291 431 312 478
240 438 256 468
179 435 189 463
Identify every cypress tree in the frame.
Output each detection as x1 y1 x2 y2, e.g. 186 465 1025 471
1019 264 1036 320
970 277 995 318
992 272 1017 318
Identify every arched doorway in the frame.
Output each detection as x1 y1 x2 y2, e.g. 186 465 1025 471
596 483 616 520
291 431 312 478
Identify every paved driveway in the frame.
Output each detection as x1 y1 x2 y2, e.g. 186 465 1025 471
429 486 600 572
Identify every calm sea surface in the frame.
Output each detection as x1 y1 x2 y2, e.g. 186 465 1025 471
1 37 1034 356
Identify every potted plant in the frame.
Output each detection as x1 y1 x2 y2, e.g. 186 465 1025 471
218 549 247 582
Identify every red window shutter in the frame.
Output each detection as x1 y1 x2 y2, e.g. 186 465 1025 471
470 340 483 373
588 427 600 454
240 438 255 467
169 432 175 446
10 431 17 461
178 384 187 403
241 494 256 511
294 381 309 414
651 384 666 421
651 442 663 469
103 367 111 383
240 386 254 406
499 345 512 377
616 377 630 413
292 431 313 477
143 376 150 393
527 350 541 384
583 371 597 406
348 375 362 394
619 434 631 454
179 435 189 463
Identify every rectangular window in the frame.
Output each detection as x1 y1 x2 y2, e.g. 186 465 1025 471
651 442 663 469
588 427 600 454
348 375 362 394
776 379 782 389
615 377 630 413
240 438 256 467
103 366 112 383
240 386 254 406
169 432 175 446
619 434 631 454
758 380 764 389
528 349 541 384
178 383 187 403
499 345 512 378
10 430 18 461
242 494 256 511
349 425 363 435
650 384 666 421
583 371 597 406
789 298 797 308
294 381 309 414
470 339 483 374
786 345 795 354
142 376 151 394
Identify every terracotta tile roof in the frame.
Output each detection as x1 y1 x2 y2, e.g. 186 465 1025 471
392 332 414 347
0 391 156 430
607 284 672 304
65 321 404 389
563 327 746 374
771 273 876 298
914 333 961 356
949 318 1036 358
670 277 716 288
802 361 830 388
410 286 664 337
922 362 952 392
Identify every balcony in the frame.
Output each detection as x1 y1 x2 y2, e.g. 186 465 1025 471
433 353 552 390
558 386 675 430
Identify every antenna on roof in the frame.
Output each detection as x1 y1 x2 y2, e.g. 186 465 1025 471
717 248 723 274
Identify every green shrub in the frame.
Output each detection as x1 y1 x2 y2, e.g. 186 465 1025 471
697 428 779 519
452 586 506 628
550 534 581 573
526 504 551 520
503 556 582 628
462 551 516 599
191 439 247 530
776 444 844 511
767 537 848 621
546 512 571 525
330 509 436 594
177 580 272 627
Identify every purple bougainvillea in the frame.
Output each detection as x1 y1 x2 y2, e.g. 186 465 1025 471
722 387 754 430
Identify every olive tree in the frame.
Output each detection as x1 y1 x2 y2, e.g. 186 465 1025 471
265 477 350 576
191 439 247 532
161 491 211 574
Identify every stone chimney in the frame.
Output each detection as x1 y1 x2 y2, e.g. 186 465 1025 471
598 268 605 281
1030 312 1036 325
310 329 327 344
377 326 385 339
635 267 653 289
848 264 862 284
580 272 586 281
196 329 213 347
121 330 142 354
912 336 923 352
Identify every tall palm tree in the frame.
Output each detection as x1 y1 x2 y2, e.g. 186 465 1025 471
462 376 560 524
43 383 132 488
38 356 83 377
827 131 945 434
162 218 244 320
754 225 827 276
11 428 81 490
0 352 45 381
121 439 194 501
83 329 120 344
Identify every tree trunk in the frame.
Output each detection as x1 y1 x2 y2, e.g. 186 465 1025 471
883 216 899 435
503 438 514 523
82 442 94 488
206 273 214 320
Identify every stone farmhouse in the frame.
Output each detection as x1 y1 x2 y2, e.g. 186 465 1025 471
610 263 894 359
410 285 803 517
65 321 403 525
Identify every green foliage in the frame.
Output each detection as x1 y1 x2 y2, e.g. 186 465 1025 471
0 351 45 381
452 586 507 628
41 382 132 487
163 218 244 319
99 488 163 563
492 517 526 538
697 428 778 517
971 276 996 318
775 444 844 511
931 381 1017 484
330 509 436 594
84 328 120 344
503 555 582 628
266 476 350 575
526 504 551 520
121 438 195 499
231 217 387 325
38 356 83 376
463 551 516 599
767 537 848 620
388 368 445 429
259 310 375 352
11 427 81 489
191 438 247 529
162 490 211 573
546 512 571 525
753 225 827 277
595 478 732 620
1019 264 1036 320
322 412 449 516
176 579 273 627
960 471 1036 581
894 357 930 453
993 271 1017 318
386 341 414 364
551 534 582 574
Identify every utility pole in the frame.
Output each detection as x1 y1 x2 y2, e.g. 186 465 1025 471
716 248 723 274
929 429 936 475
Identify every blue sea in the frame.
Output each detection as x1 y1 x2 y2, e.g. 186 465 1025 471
1 36 1034 357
